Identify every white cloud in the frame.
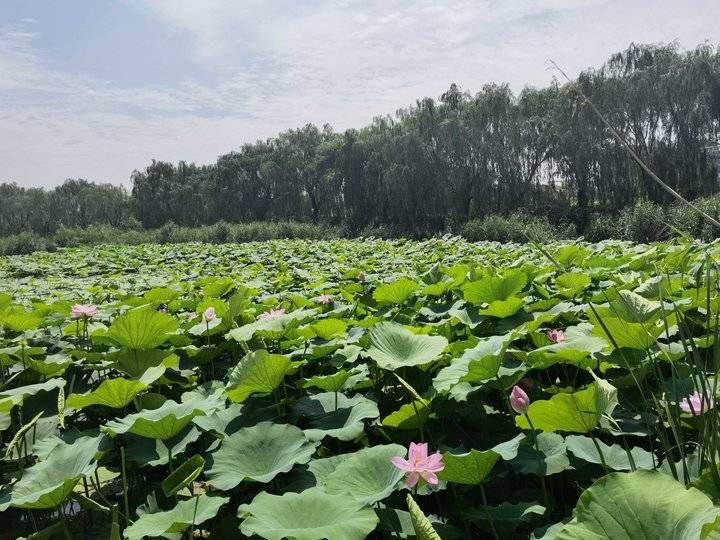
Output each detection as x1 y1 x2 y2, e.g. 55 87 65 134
2 1 720 187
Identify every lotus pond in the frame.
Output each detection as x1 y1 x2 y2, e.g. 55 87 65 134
1 238 720 539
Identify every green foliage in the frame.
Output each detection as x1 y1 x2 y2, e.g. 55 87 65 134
3 237 720 538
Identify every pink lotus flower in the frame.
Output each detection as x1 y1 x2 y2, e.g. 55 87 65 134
71 304 98 319
257 308 286 320
313 294 333 305
203 307 216 322
510 385 530 414
547 329 566 343
679 391 714 415
391 442 444 488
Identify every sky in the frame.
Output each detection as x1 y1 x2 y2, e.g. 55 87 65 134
2 0 720 188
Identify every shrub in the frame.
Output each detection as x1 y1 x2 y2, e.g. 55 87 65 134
619 201 669 243
667 194 720 241
461 214 576 243
0 232 48 255
585 213 625 242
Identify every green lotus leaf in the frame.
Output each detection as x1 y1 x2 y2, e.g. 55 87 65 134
382 400 429 429
105 308 179 349
438 448 501 485
322 444 405 504
366 322 447 370
373 277 419 304
124 494 229 540
238 488 379 540
309 318 348 340
3 435 102 509
103 399 211 440
27 353 72 377
225 309 312 342
516 381 617 433
162 454 205 497
505 432 571 476
479 296 525 318
66 377 147 410
294 392 379 441
463 270 528 305
0 306 45 332
527 325 607 370
109 348 177 377
205 422 318 489
406 494 441 540
555 470 720 539
0 378 65 414
225 349 293 403
555 272 591 298
433 333 514 393
303 370 350 392
601 289 662 323
565 435 655 471
590 315 664 350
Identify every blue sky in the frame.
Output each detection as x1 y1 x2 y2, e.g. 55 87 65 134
2 0 720 187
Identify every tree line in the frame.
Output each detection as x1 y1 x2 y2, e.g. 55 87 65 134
3 42 720 238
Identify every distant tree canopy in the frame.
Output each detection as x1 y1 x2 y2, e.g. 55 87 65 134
3 42 720 238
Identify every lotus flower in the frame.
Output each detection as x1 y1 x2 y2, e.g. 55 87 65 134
679 391 714 415
358 271 366 282
391 442 444 488
313 294 333 305
203 307 216 322
547 329 566 343
257 308 286 320
510 385 530 414
71 304 98 319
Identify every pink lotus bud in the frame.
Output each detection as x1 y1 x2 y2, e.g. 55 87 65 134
203 307 216 322
510 385 530 414
547 329 566 343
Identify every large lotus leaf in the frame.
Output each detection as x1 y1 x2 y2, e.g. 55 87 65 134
322 444 405 504
27 353 72 377
373 278 419 304
434 334 514 393
0 306 45 332
4 435 102 509
110 348 177 378
238 488 379 540
516 381 617 434
294 392 379 441
205 422 318 489
105 308 178 349
303 370 350 392
463 270 528 305
382 400 429 429
479 296 525 318
600 289 662 323
124 495 229 540
504 432 570 476
555 272 592 298
103 399 211 440
527 325 608 369
564 435 655 470
66 377 147 410
0 378 65 414
309 318 348 340
590 314 665 350
438 448 501 485
225 349 293 403
225 309 312 342
366 322 447 370
555 470 720 539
